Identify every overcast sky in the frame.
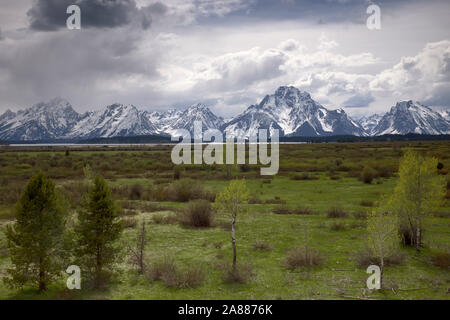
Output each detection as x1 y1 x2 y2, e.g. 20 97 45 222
0 0 449 118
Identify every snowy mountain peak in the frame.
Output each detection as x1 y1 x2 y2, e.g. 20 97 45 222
166 103 224 137
275 86 311 100
223 86 365 138
0 94 449 141
30 97 76 115
357 113 383 134
0 98 81 141
187 103 208 111
372 100 450 135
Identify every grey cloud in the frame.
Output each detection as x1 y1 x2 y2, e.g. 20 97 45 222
342 93 375 108
0 28 164 112
212 0 416 25
27 0 158 31
0 28 4 40
422 84 450 107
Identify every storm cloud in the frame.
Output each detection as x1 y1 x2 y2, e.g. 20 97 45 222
27 0 163 31
0 0 448 117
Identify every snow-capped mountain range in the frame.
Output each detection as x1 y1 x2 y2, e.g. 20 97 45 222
222 86 365 139
369 100 450 136
0 86 449 141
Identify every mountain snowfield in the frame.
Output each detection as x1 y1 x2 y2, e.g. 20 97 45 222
371 100 450 136
222 86 365 138
0 87 449 141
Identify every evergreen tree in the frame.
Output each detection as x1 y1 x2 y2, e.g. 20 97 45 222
75 175 123 287
5 172 67 292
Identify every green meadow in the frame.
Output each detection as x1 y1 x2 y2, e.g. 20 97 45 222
0 141 449 300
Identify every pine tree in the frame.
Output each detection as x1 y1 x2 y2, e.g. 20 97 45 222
4 172 67 292
213 179 249 270
392 150 445 250
75 175 123 288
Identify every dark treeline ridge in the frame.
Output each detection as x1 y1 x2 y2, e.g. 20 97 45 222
1 133 449 145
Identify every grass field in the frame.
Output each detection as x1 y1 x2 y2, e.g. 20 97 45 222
0 141 449 300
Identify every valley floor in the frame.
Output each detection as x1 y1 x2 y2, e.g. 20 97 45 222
0 142 449 299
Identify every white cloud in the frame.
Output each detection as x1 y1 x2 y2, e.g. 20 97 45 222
370 40 450 105
317 33 339 51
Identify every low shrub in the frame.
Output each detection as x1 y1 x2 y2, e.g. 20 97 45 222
179 200 214 228
173 167 182 180
123 218 137 229
151 212 178 225
430 251 450 269
248 195 263 204
273 205 292 215
360 166 377 184
161 265 205 288
148 256 177 281
238 164 251 172
273 204 313 215
355 250 406 268
153 185 169 201
285 248 324 269
220 263 254 284
252 241 271 251
327 206 348 218
167 179 213 202
148 254 205 288
292 206 313 215
291 173 319 181
349 221 366 229
265 198 286 205
352 211 367 219
330 221 346 231
360 200 374 207
129 183 143 200
376 166 392 178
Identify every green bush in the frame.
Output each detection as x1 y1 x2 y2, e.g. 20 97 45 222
285 248 324 269
161 265 205 288
327 206 348 218
330 221 346 231
252 241 271 251
148 256 177 281
168 179 203 202
179 200 214 228
360 165 377 184
149 256 205 288
430 251 450 269
220 263 254 284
